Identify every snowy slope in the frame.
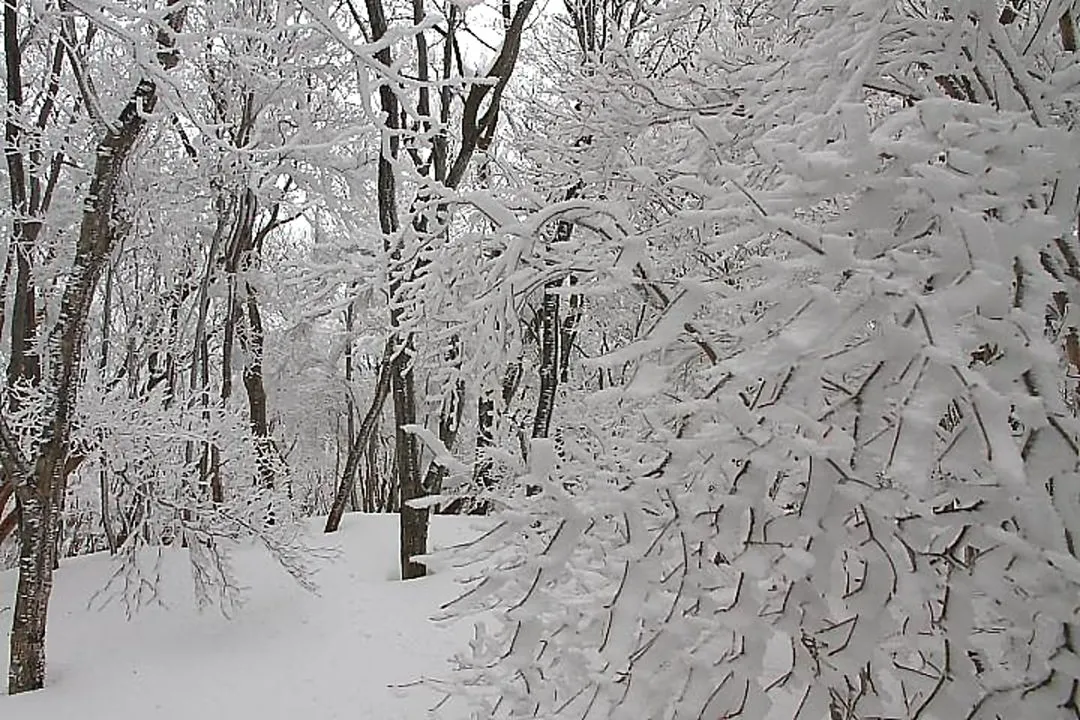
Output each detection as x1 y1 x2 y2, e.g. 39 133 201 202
0 514 482 719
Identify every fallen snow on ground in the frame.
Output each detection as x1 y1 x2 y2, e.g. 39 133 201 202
0 514 484 719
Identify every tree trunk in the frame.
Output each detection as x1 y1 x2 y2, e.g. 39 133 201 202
530 186 580 445
219 182 283 502
3 0 186 694
364 428 380 512
532 286 560 440
99 259 119 553
361 0 432 579
0 498 15 546
8 455 60 693
8 518 50 691
4 0 41 401
357 0 535 578
343 302 359 511
191 193 230 503
241 286 275 493
325 341 392 532
473 391 496 488
0 476 12 525
559 274 580 383
392 338 427 579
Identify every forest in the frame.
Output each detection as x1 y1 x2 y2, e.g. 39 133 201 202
2 0 1080 717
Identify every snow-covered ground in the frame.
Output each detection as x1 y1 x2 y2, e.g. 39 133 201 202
0 514 483 719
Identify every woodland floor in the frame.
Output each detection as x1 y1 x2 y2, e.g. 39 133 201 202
0 514 482 719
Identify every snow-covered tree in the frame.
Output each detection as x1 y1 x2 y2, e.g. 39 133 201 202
435 1 1080 718
0 0 350 692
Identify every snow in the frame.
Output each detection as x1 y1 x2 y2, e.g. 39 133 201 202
0 514 485 719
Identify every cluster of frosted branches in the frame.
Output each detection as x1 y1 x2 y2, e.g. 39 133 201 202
432 1 1080 718
57 381 319 616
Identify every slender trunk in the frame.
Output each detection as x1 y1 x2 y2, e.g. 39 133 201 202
99 259 119 553
358 0 535 577
559 275 580 383
221 283 238 403
532 286 560 440
220 181 282 503
7 251 38 395
4 0 40 401
343 302 359 511
552 180 582 386
421 374 464 498
389 7 428 580
448 353 521 515
472 391 495 489
214 188 257 502
325 342 392 532
531 196 579 442
526 283 560 498
365 428 379 512
191 194 229 503
439 391 488 516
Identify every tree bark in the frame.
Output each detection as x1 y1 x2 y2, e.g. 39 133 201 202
8 486 59 694
531 194 580 442
242 288 275 492
366 428 383 511
0 478 14 544
218 180 286 502
4 0 42 401
3 0 186 694
392 338 427 579
532 286 560 440
326 342 392 532
472 391 496 489
0 500 15 546
343 301 360 511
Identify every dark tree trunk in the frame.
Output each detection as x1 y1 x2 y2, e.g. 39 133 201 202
421 377 464 500
218 180 285 502
190 193 230 502
4 0 41 402
242 286 275 492
7 251 38 393
559 274 581 383
357 0 535 578
361 0 431 579
450 359 520 514
392 338 428 579
343 302 360 511
9 506 53 691
472 391 496 491
364 428 380 512
99 259 119 553
215 188 257 502
532 286 560 440
325 342 392 532
3 0 186 694
531 201 580 443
